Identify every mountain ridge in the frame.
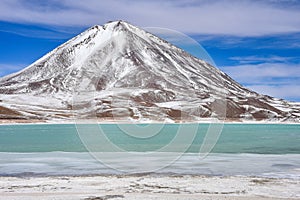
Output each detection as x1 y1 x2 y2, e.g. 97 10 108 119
0 20 299 123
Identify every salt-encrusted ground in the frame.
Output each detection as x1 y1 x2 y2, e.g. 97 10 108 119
0 175 299 200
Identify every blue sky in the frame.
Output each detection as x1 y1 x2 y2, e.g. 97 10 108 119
0 0 299 101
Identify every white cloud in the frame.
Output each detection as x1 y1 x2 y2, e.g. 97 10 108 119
249 85 300 101
221 63 300 83
0 0 300 36
221 62 300 100
0 63 27 78
229 55 295 64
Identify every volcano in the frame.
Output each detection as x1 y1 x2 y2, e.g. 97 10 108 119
0 20 299 122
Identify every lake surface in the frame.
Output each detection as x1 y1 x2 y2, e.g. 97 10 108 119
0 124 299 178
0 124 299 153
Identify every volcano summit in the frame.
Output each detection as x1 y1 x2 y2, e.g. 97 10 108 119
0 21 299 123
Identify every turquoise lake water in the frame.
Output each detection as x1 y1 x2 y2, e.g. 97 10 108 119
0 124 299 177
0 124 299 154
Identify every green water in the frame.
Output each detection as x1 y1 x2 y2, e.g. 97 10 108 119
0 124 299 154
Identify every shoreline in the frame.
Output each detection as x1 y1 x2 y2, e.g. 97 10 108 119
0 174 299 200
0 119 300 125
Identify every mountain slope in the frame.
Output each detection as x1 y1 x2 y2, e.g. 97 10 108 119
0 20 299 122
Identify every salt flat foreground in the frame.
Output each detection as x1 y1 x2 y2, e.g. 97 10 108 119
0 175 299 200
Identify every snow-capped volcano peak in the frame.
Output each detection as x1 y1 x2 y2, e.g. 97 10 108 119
0 21 128 82
0 21 299 122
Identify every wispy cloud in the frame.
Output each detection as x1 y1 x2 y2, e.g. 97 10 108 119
229 55 296 64
0 63 27 78
0 22 80 39
249 84 300 101
0 0 300 36
194 33 300 50
221 62 300 100
222 63 300 83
